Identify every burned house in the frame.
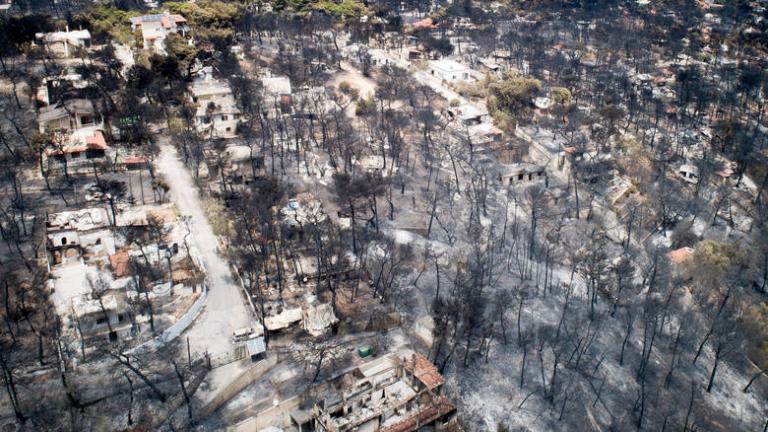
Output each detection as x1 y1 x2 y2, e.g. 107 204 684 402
230 351 458 432
222 144 265 185
46 208 129 345
678 163 700 184
46 207 114 267
312 352 457 432
282 194 327 240
46 204 203 352
354 155 397 178
498 163 547 188
303 302 339 337
260 299 338 338
70 293 134 344
262 75 293 115
44 128 109 173
448 104 486 126
35 29 91 58
467 123 504 150
37 72 90 107
264 303 303 333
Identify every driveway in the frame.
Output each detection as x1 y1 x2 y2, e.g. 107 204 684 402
156 142 252 357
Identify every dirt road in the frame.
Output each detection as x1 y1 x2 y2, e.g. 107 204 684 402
156 142 252 357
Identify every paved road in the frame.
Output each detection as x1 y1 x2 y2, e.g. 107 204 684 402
156 142 252 357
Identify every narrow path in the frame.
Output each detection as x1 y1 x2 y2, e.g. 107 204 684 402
156 141 252 357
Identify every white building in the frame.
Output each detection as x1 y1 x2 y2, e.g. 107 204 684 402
429 59 474 82
71 294 134 343
498 163 547 188
678 163 700 184
449 104 487 125
354 154 397 177
35 29 91 58
190 69 241 138
38 99 103 134
262 75 292 114
130 12 188 54
262 76 292 98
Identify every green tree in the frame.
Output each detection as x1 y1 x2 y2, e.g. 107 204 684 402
165 0 242 41
74 6 139 45
165 33 199 80
487 71 541 131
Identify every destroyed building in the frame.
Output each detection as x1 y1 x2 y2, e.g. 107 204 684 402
230 351 458 432
44 127 109 173
35 28 91 58
498 163 547 188
45 204 204 352
312 352 457 432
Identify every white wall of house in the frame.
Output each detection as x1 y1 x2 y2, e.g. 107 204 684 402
191 77 241 138
196 112 241 138
429 60 473 82
39 113 102 134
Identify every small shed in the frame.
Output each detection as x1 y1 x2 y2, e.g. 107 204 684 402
246 336 266 362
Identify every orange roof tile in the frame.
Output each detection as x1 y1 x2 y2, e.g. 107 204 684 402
413 17 437 29
408 353 444 390
715 166 734 178
85 130 108 150
381 395 455 432
123 156 149 165
666 247 693 264
109 249 130 277
45 130 108 156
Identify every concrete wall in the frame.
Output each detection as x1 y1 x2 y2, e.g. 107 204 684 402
159 283 208 343
199 355 278 419
229 394 302 432
128 282 208 354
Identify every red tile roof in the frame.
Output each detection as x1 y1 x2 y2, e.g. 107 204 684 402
85 130 107 150
109 249 130 277
408 353 444 390
715 166 734 178
413 17 436 29
46 130 107 155
381 395 455 432
123 156 149 165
